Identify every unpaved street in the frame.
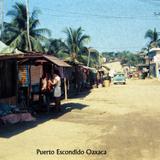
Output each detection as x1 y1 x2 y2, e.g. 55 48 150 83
0 79 160 160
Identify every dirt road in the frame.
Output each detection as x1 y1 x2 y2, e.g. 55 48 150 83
0 79 160 160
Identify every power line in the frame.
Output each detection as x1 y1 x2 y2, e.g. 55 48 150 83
41 12 159 21
39 7 159 20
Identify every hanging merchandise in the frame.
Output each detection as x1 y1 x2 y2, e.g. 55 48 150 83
18 65 30 87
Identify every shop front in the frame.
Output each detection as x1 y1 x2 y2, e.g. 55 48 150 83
0 53 71 124
0 54 35 125
17 54 71 112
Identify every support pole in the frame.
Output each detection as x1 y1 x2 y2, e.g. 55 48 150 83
16 60 19 106
87 49 90 67
28 65 31 107
64 77 67 100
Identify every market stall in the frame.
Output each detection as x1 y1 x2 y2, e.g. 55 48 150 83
0 53 35 124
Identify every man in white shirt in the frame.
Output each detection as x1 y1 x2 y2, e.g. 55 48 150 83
49 72 61 112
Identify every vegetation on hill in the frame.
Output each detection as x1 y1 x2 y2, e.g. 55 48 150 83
102 51 144 66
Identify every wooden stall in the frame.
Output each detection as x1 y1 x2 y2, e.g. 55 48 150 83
17 53 71 109
0 54 23 105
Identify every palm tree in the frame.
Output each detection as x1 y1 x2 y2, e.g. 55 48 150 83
145 28 159 48
4 2 51 52
46 38 69 59
47 39 68 54
78 47 100 67
144 28 160 77
64 27 90 60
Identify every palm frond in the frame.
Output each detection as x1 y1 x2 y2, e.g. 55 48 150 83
31 8 41 19
30 36 44 52
30 19 40 30
5 2 49 52
64 26 91 58
9 31 25 49
33 28 51 37
78 34 90 47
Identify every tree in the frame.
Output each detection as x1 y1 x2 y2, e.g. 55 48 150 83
46 38 69 59
4 2 51 52
64 27 90 60
102 51 143 66
145 28 159 48
78 48 101 67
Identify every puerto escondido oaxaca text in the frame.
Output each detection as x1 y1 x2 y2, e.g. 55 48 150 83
36 148 107 156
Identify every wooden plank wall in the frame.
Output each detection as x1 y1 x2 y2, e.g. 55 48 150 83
31 65 42 85
0 60 17 100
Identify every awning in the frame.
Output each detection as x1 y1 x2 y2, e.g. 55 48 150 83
43 55 71 67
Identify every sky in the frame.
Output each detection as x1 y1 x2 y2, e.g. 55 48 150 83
3 0 160 52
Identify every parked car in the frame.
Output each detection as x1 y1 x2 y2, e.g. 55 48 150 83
113 73 126 85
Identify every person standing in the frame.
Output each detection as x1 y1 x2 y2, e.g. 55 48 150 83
96 71 100 88
41 73 52 112
49 71 61 112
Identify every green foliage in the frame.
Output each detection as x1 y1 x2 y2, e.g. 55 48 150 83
64 27 90 59
55 51 69 59
46 38 69 59
77 55 88 66
102 51 143 66
145 28 160 48
3 2 51 52
78 47 101 67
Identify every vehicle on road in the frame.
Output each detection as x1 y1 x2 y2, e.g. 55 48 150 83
113 73 126 85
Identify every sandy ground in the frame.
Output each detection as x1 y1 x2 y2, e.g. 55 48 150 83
0 79 160 160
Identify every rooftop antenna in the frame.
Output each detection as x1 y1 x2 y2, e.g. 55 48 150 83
0 0 4 41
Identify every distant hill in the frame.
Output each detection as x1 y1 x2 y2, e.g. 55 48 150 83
102 51 144 66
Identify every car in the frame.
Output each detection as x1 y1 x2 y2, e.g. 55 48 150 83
113 73 126 85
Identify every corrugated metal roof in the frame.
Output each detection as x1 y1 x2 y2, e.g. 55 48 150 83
149 48 160 52
43 55 71 67
0 41 7 51
0 41 23 55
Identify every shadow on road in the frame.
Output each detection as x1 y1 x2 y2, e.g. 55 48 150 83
68 90 91 99
0 102 88 139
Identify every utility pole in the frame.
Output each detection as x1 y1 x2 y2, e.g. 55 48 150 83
0 0 4 41
26 0 32 51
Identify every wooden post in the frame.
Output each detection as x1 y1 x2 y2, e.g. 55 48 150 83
67 79 70 90
64 77 67 100
28 64 31 107
16 60 19 106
